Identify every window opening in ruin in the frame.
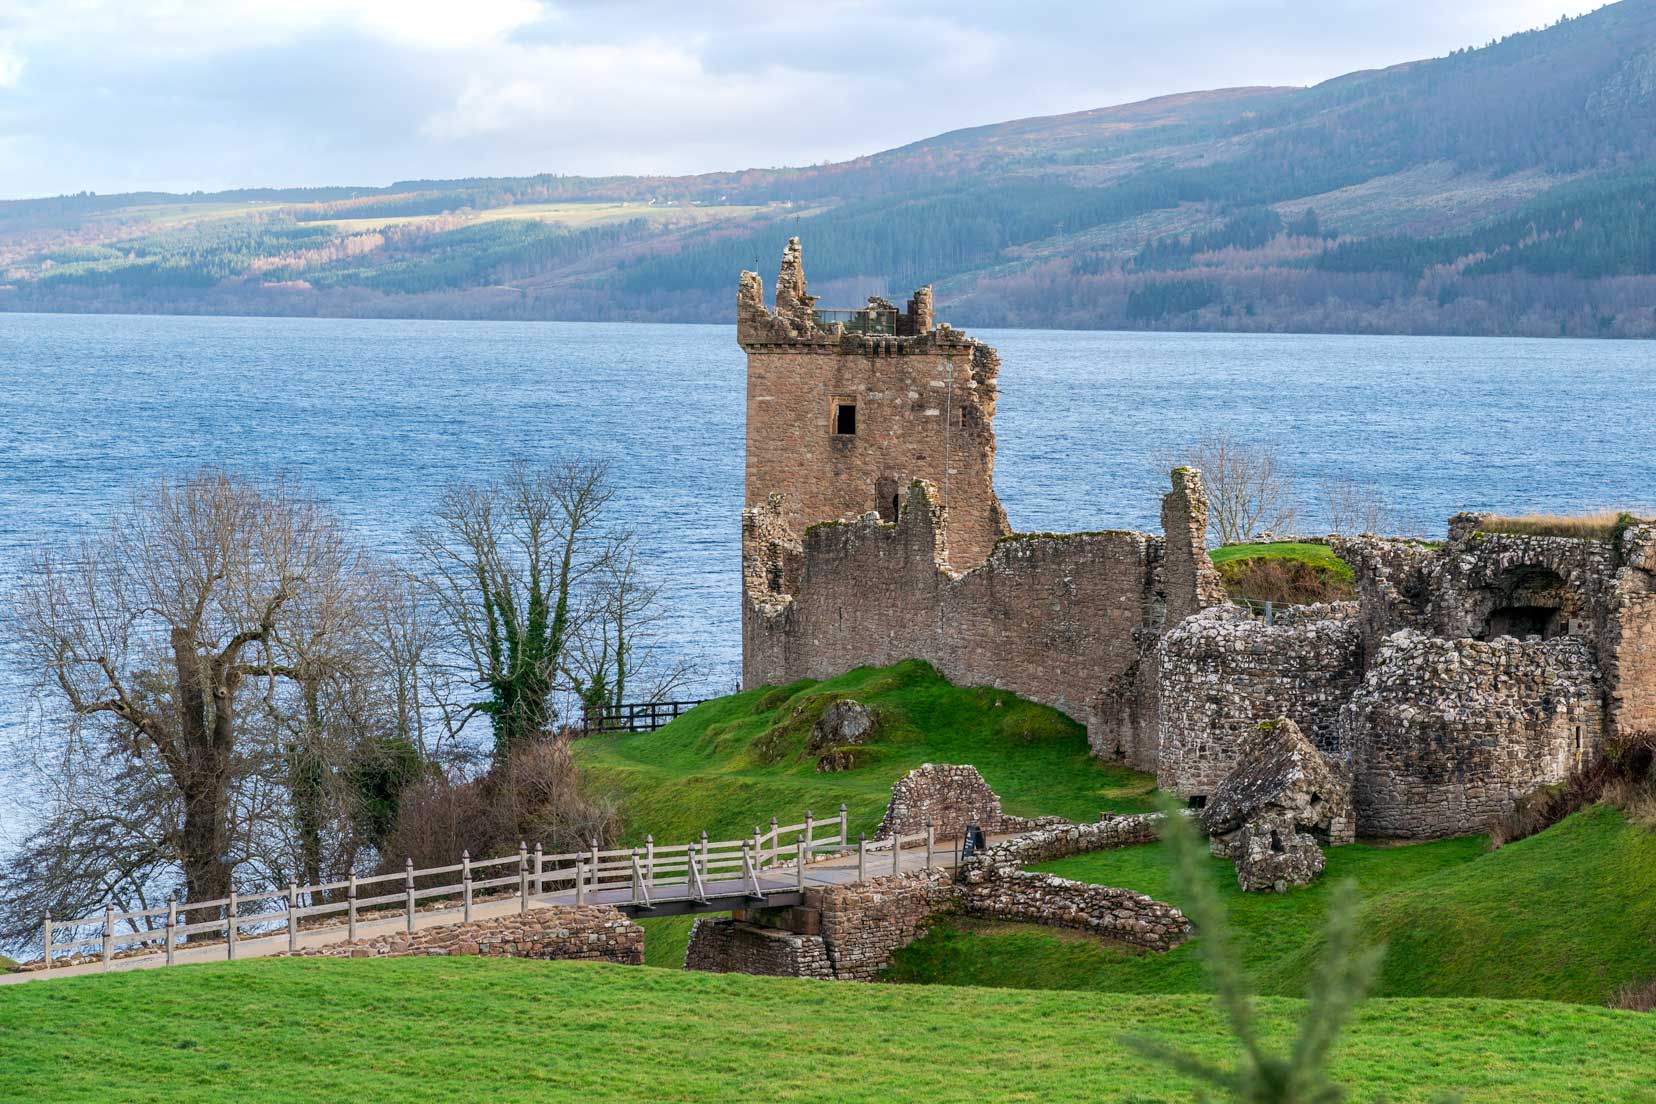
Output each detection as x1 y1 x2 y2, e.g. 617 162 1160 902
1574 726 1582 750
1269 829 1286 854
767 562 783 594
833 402 857 436
1187 795 1207 810
892 495 901 520
1481 566 1570 641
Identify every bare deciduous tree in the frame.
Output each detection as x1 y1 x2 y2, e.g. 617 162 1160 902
1175 432 1300 545
568 536 701 718
1319 477 1393 537
413 460 616 759
1 470 419 944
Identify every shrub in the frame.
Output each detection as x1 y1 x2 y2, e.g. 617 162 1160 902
382 741 619 870
1216 557 1354 605
1478 510 1639 541
1488 733 1654 849
1612 976 1656 1012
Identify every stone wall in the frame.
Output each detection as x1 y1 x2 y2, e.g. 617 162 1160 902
282 906 644 964
1340 631 1603 838
963 813 1165 870
683 919 832 979
740 238 1009 571
954 870 1191 952
814 870 958 981
1157 603 1364 799
744 472 1219 749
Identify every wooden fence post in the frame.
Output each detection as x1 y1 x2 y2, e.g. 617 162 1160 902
405 859 417 934
534 843 544 896
804 810 815 857
41 912 51 974
839 804 849 851
769 817 779 867
699 831 709 877
347 873 358 942
575 861 585 905
462 851 473 922
752 824 762 871
165 896 177 967
857 834 867 883
796 838 806 891
645 835 655 887
892 832 901 876
287 882 299 954
589 839 601 893
926 821 935 870
102 903 114 971
519 841 530 914
227 890 238 961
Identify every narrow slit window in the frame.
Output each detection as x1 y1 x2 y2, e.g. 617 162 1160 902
834 402 857 435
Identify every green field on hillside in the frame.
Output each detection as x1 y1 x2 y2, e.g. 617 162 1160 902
574 660 1155 846
2 957 1653 1103
888 805 1656 1006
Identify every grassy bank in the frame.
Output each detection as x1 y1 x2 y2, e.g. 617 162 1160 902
887 805 1656 1006
1208 541 1356 603
574 660 1154 845
2 958 1653 1103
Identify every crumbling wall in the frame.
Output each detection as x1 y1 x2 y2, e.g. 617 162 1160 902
1340 631 1603 838
873 763 1064 840
744 480 1163 725
1156 603 1364 800
964 813 1165 869
1602 522 1656 744
954 870 1191 952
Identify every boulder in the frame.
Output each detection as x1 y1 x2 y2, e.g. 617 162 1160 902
809 699 877 753
1202 717 1354 892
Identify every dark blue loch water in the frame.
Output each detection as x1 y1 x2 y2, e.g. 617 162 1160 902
2 312 1654 837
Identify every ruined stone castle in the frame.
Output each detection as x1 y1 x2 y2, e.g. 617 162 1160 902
738 240 1656 841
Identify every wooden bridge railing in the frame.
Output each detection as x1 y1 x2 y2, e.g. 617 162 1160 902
37 805 899 974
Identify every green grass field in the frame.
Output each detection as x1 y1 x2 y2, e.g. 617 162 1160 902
573 660 1155 847
887 805 1656 1006
2 957 1652 1104
1207 541 1353 578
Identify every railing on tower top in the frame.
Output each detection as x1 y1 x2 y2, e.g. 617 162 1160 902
811 307 897 335
579 699 707 735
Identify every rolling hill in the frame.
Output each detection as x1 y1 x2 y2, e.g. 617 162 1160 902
7 2 1656 335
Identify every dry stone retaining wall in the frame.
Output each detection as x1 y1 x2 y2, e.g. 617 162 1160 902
954 870 1191 952
282 905 643 964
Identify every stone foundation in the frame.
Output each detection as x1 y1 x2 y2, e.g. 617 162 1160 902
282 905 644 964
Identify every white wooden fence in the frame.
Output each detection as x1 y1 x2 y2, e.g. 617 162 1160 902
38 805 964 973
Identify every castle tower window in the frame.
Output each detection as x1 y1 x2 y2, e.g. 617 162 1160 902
833 402 857 436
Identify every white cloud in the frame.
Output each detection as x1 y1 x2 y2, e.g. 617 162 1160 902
0 0 1622 198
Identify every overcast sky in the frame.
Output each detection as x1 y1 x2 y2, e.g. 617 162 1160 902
0 0 1615 200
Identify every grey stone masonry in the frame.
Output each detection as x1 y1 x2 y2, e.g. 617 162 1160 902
1202 717 1354 892
1157 602 1364 800
1340 631 1602 838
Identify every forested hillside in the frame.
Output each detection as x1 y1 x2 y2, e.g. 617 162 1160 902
7 1 1656 335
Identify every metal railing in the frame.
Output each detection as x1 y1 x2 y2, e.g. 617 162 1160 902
811 307 897 335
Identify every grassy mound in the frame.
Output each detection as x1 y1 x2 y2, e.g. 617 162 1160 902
3 958 1654 1103
574 659 1155 847
1208 541 1355 604
887 805 1656 1006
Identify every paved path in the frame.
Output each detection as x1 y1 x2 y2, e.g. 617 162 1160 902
2 839 980 986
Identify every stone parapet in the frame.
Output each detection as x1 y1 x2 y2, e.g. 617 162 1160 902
684 919 832 979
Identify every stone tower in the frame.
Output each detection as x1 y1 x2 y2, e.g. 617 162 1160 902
737 238 1010 571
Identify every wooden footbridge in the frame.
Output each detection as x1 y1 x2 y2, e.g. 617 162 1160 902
11 808 963 984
